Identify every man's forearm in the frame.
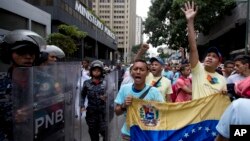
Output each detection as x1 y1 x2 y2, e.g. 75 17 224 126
134 43 149 61
187 20 199 68
134 49 144 61
187 20 196 52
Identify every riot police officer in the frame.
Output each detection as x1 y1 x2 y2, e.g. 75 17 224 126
81 60 107 141
38 45 65 66
0 29 45 140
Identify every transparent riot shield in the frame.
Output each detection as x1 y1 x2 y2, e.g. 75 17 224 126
12 62 81 141
105 70 125 141
74 67 90 141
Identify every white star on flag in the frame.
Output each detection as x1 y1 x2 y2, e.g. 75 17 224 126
198 126 202 130
212 132 217 136
205 127 210 132
192 129 196 133
184 133 189 138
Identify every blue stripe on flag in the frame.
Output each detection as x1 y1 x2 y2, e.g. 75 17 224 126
130 120 219 141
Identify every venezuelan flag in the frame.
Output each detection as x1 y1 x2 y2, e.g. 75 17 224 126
127 94 231 141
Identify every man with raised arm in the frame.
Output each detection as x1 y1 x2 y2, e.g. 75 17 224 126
181 1 227 99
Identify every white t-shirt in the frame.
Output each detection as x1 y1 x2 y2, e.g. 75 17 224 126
227 73 246 84
216 98 250 138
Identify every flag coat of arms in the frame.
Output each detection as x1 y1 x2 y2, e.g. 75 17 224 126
127 94 231 141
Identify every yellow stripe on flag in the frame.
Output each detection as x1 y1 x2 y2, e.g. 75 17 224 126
127 94 231 130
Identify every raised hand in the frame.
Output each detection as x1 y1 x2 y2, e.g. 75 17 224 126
181 1 198 21
140 43 149 53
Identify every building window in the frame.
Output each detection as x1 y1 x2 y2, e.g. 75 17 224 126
114 0 124 3
100 0 110 2
31 21 46 37
0 9 28 31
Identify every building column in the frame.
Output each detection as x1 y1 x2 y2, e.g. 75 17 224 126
105 49 109 60
81 39 85 60
95 42 98 59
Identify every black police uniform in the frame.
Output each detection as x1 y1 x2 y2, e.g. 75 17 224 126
81 78 107 141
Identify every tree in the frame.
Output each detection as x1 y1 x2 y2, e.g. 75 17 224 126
144 0 236 50
47 24 87 56
157 47 170 60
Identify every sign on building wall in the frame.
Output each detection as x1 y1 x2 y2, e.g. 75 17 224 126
75 1 115 40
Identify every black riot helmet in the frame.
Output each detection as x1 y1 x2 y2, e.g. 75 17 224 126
90 60 104 78
0 29 46 64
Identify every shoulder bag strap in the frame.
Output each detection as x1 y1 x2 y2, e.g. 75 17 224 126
139 86 152 99
153 77 162 87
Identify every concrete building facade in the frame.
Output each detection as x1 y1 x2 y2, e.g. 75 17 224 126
24 0 117 64
92 0 137 63
0 0 51 37
197 3 248 60
135 15 143 45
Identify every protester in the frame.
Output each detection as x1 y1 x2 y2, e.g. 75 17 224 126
147 57 173 102
181 1 227 99
0 29 45 141
80 60 107 141
134 44 173 102
114 59 164 140
81 58 90 76
75 58 91 119
174 64 192 102
227 55 250 84
172 63 181 84
215 76 250 141
163 63 174 83
226 55 250 100
223 60 235 79
114 60 125 90
120 64 134 86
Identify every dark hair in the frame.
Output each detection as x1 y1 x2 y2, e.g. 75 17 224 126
133 59 149 70
224 60 234 67
179 64 189 74
234 55 250 64
82 58 90 64
37 52 49 65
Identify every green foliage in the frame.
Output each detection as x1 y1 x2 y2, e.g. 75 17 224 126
47 24 87 55
131 44 141 54
144 0 236 50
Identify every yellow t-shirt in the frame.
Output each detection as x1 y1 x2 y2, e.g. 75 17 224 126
146 72 172 102
192 62 227 99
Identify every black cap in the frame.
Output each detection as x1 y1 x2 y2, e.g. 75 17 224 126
207 47 222 62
